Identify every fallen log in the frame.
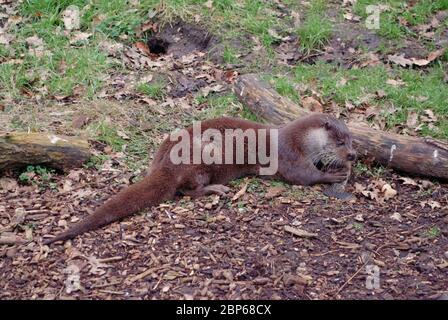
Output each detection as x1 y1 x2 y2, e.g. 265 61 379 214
234 74 448 181
0 132 91 173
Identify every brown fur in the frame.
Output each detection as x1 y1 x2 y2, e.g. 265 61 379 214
43 114 355 245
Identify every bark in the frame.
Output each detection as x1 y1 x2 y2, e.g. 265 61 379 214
0 132 91 173
234 74 448 181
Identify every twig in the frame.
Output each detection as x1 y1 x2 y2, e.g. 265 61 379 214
334 263 367 296
97 256 124 263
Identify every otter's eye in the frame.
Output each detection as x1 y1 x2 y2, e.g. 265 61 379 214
337 141 345 146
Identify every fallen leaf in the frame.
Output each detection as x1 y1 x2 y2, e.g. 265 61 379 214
302 96 323 112
0 177 18 191
0 32 13 45
117 130 130 140
62 5 80 31
135 41 151 56
399 177 418 186
406 111 419 129
64 264 82 294
232 182 248 201
69 32 92 44
386 79 405 87
204 0 213 9
427 48 445 63
390 212 402 222
388 54 413 67
381 183 397 200
72 114 89 129
136 21 158 37
88 256 109 275
422 109 437 122
388 48 446 68
26 35 43 48
420 200 441 209
265 186 286 199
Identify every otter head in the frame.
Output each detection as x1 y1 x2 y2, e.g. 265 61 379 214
323 118 356 162
305 116 356 169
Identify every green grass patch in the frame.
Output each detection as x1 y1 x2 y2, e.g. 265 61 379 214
137 81 167 100
195 93 259 122
422 226 441 238
222 45 239 64
270 77 301 103
353 0 407 39
93 122 127 151
270 62 448 139
297 0 332 53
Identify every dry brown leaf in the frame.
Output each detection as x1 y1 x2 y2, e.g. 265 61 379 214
302 96 323 112
388 48 446 68
64 264 82 294
406 111 419 129
62 5 80 31
0 177 18 191
72 114 89 129
232 182 248 201
386 79 405 87
381 183 397 200
204 0 213 9
427 48 445 62
390 212 402 222
399 177 418 186
26 35 43 47
388 54 413 67
136 21 158 37
265 186 286 199
0 32 13 45
420 200 441 209
135 41 151 56
423 109 437 122
69 32 92 44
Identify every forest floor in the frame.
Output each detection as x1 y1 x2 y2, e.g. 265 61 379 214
1 0 447 299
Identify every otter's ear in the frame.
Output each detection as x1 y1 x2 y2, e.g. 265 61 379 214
323 120 332 130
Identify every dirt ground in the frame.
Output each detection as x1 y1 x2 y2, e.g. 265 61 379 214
1 162 447 300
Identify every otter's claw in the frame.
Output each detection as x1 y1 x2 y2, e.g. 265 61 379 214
323 187 354 201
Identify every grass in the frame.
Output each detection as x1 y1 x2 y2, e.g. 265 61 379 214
271 77 301 103
354 0 448 39
222 45 239 64
195 93 259 122
422 226 441 238
297 0 332 53
93 121 127 152
270 62 448 139
353 0 407 39
137 81 167 100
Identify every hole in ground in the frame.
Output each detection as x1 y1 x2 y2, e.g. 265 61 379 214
146 20 218 58
147 37 169 55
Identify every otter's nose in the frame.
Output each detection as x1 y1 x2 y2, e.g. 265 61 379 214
347 152 356 161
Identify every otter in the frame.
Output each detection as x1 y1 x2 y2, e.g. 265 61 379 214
43 114 356 245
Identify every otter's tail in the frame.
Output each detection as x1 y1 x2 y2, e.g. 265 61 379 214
43 168 177 245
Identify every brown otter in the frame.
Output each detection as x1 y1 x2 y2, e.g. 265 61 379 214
43 113 356 245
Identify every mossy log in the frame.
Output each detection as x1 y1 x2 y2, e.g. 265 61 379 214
234 74 448 181
0 132 91 173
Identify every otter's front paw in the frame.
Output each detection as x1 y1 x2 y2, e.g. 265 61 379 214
321 170 349 184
